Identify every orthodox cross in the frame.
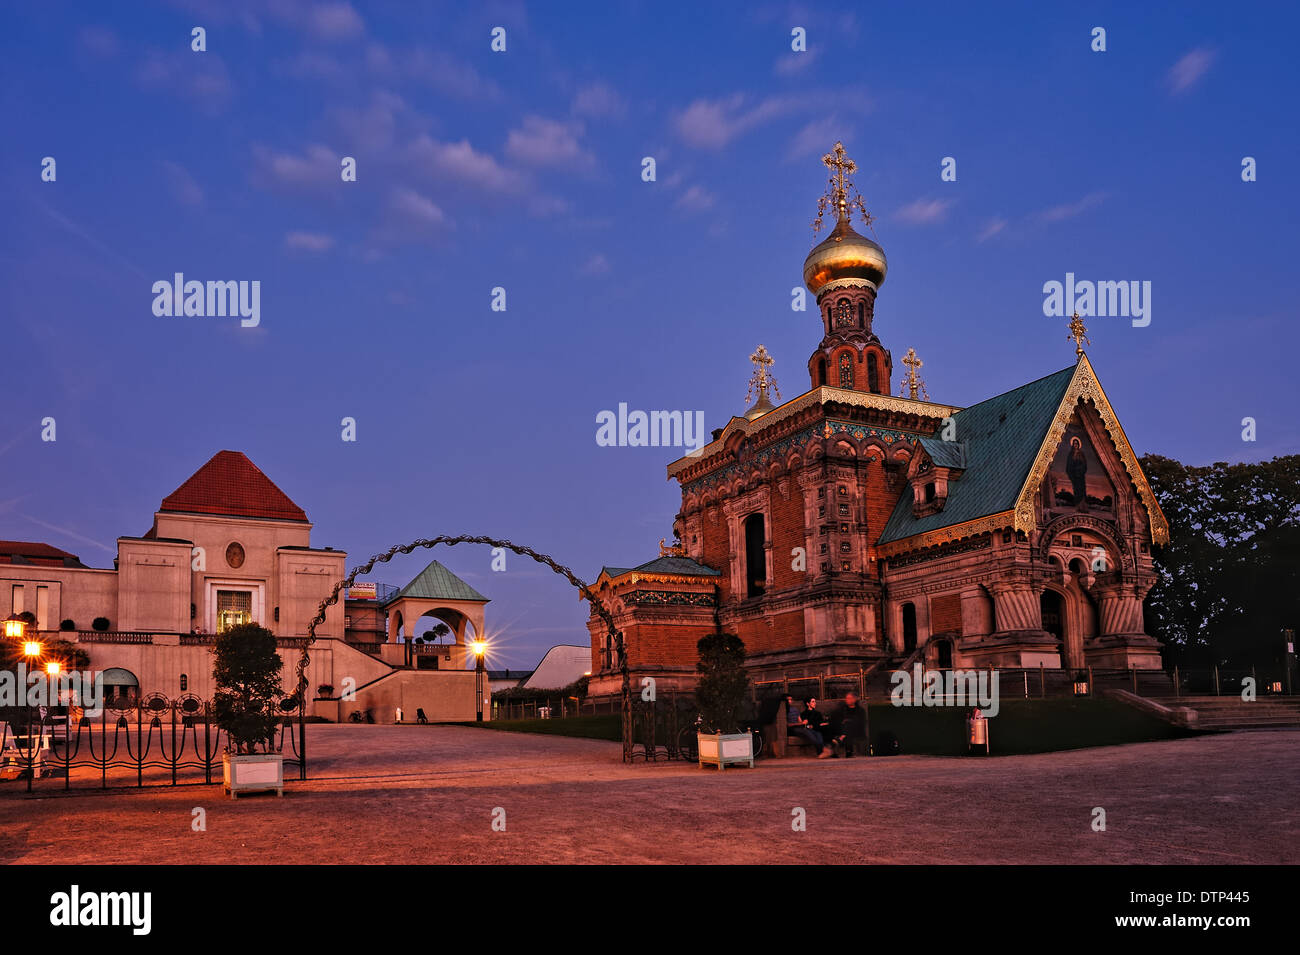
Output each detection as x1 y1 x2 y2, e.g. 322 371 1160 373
900 347 929 401
746 344 780 403
813 141 874 234
1068 311 1092 357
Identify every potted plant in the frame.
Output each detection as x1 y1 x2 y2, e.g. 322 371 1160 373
212 622 285 798
316 683 335 699
693 632 754 770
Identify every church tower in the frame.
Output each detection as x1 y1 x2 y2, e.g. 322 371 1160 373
802 142 893 395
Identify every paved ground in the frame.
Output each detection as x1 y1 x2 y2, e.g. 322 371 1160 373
2 725 1297 864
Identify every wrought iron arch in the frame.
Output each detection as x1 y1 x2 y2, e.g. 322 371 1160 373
293 535 632 761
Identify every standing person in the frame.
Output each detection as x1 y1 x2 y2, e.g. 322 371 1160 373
831 691 869 757
785 694 830 757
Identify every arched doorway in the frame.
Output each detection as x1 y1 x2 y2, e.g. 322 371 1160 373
934 638 953 669
1040 589 1066 659
101 667 139 704
901 602 917 653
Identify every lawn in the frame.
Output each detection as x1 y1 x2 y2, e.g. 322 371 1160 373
461 698 1201 755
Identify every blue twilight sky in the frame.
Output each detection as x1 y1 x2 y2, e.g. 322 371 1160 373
2 1 1298 668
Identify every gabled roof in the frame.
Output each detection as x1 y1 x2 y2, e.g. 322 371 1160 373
877 356 1169 551
391 559 489 604
879 366 1076 545
159 451 308 523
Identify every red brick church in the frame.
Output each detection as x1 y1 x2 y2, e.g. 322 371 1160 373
585 143 1169 697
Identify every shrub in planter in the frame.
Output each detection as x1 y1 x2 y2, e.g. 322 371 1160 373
695 632 751 734
212 622 284 755
59 619 76 632
693 633 755 770
316 683 335 699
91 617 110 632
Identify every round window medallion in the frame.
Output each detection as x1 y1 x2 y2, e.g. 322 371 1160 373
225 542 246 568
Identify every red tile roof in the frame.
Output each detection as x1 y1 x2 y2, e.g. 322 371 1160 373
0 541 79 566
159 451 308 523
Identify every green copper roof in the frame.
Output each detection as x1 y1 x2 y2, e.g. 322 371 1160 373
599 556 722 579
391 559 489 603
878 365 1076 545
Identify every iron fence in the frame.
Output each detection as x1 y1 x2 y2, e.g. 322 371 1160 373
0 694 305 793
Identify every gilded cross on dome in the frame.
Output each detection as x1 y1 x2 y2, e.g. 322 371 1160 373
1068 311 1091 357
746 344 781 404
813 141 874 234
900 347 929 401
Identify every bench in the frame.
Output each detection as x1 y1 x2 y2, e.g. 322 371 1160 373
761 698 867 758
1 723 52 779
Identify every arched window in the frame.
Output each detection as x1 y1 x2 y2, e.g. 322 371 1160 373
868 352 880 393
816 357 827 387
858 301 865 325
744 513 766 598
836 299 853 328
179 673 188 692
901 603 917 653
839 353 854 388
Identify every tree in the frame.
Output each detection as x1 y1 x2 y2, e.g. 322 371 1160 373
694 632 751 734
1141 453 1300 670
211 623 284 755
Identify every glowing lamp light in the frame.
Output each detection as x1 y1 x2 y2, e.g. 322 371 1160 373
4 614 24 639
22 640 42 658
470 641 487 657
45 661 61 676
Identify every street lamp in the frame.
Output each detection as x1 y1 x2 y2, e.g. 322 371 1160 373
4 613 25 639
470 640 487 722
23 640 42 660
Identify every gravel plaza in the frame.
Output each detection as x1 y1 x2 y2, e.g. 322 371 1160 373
2 725 1296 865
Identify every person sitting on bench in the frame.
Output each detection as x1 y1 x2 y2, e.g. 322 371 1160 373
830 691 868 757
785 694 831 758
801 696 835 755
415 708 428 724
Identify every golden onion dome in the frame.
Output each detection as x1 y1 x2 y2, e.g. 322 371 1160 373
803 215 888 296
743 391 775 421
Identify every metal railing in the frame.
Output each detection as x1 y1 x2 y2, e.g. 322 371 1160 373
0 695 305 793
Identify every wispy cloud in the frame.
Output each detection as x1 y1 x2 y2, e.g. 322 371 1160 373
1036 191 1107 223
976 217 1007 242
674 184 716 214
284 231 334 252
1167 47 1216 95
572 82 626 119
161 161 204 207
674 93 803 150
505 116 593 170
786 117 853 161
250 143 341 194
136 50 234 114
894 197 953 225
578 253 610 276
77 25 119 57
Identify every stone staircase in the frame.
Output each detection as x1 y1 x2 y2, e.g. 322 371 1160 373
1176 695 1300 730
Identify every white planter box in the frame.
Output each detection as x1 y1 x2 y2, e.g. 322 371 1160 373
697 731 754 770
222 752 284 799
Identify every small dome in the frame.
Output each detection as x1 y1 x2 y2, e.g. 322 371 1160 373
803 216 887 296
743 392 776 421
